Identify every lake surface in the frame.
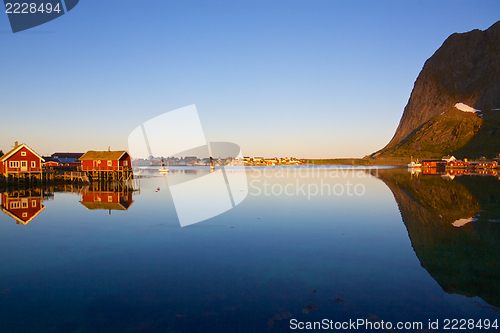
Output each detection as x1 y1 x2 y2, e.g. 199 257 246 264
0 166 499 332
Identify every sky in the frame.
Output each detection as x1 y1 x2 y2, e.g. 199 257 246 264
0 0 499 158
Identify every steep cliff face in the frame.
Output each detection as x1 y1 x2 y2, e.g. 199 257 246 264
374 20 500 159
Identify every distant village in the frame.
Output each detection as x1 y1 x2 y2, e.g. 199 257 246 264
133 156 305 166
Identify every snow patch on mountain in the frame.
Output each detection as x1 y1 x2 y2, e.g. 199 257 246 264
454 103 481 113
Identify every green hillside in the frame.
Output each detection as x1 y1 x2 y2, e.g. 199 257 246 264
376 108 500 159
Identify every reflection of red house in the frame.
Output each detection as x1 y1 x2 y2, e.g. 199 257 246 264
0 142 44 177
422 168 445 175
0 191 45 225
79 150 132 171
80 188 134 212
447 169 465 176
470 170 498 176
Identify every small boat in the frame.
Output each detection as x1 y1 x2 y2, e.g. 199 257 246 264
407 161 421 168
159 160 169 174
408 156 421 168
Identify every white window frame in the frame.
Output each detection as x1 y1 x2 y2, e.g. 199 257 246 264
31 161 36 168
32 200 37 207
9 161 19 168
21 151 26 156
107 160 112 167
123 160 128 167
10 202 20 209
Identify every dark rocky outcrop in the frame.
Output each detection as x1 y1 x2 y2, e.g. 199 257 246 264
373 21 500 159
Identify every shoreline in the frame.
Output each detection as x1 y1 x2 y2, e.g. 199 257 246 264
306 158 408 166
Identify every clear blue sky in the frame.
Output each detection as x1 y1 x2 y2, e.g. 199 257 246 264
1 0 498 158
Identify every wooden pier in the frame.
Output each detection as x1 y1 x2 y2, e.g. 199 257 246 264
60 171 89 183
84 169 133 183
1 171 56 188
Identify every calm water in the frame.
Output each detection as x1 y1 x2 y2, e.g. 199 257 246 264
0 167 499 332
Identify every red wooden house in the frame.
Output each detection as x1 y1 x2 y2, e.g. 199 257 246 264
421 160 447 168
79 150 132 171
0 142 44 177
466 161 498 169
0 191 45 225
447 160 465 168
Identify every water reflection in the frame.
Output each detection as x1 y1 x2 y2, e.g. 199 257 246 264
376 168 500 307
0 183 136 223
80 183 134 213
0 188 47 225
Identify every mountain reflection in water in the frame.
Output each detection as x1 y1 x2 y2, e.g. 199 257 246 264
375 168 500 308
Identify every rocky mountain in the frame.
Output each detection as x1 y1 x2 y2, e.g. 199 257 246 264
373 20 500 159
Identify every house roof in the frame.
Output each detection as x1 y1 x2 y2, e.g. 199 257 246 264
58 157 81 164
43 157 61 163
0 144 45 162
51 152 84 158
0 205 46 225
79 150 128 161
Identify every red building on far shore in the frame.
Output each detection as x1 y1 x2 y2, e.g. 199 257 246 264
466 161 498 168
421 160 446 168
447 160 465 168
